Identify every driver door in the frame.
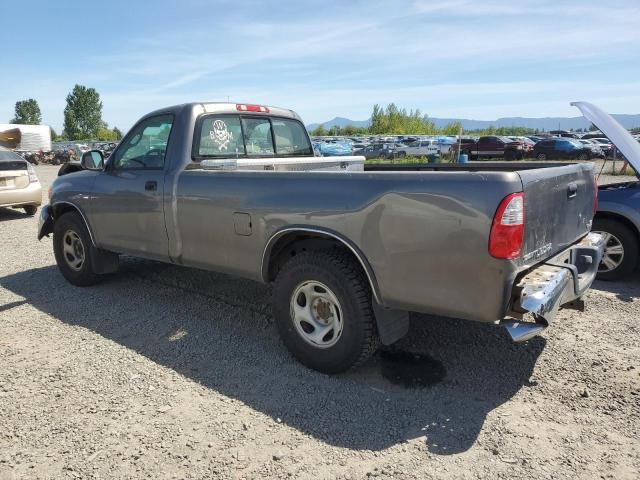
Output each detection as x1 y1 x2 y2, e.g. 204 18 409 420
88 114 173 260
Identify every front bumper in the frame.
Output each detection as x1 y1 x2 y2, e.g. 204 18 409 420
504 232 605 342
37 204 54 240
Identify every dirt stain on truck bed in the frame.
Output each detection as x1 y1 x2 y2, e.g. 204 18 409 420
378 349 446 388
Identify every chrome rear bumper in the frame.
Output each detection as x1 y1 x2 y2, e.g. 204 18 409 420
504 232 605 342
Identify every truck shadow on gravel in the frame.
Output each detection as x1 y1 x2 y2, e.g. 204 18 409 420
1 258 546 455
591 273 640 302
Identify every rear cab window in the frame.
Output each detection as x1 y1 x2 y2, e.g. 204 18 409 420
194 115 313 160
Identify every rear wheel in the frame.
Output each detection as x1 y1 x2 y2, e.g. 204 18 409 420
23 205 37 216
536 153 547 160
53 212 103 286
272 250 379 373
592 218 639 280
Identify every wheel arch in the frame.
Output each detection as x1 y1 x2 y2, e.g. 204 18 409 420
51 201 97 247
261 227 383 304
594 210 640 243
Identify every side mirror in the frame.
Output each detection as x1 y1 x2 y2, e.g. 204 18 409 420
81 150 104 170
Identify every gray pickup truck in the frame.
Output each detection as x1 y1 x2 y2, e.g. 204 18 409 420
38 102 604 373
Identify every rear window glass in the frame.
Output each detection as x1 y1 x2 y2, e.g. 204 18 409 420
196 115 312 158
271 118 313 155
198 116 245 157
0 149 25 161
242 117 274 155
0 161 27 170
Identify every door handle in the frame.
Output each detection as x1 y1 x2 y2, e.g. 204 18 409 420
145 181 157 191
567 182 577 199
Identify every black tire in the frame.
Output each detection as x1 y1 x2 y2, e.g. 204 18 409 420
578 153 589 161
23 205 37 216
53 212 102 286
536 153 547 160
504 150 516 161
272 249 379 373
592 218 639 281
397 151 407 158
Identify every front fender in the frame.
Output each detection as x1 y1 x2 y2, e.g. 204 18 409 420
37 204 54 240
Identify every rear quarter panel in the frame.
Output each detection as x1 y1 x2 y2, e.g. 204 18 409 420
173 170 524 322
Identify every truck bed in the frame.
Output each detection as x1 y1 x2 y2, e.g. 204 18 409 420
364 161 578 172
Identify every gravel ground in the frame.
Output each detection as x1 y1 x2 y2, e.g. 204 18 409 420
0 165 638 480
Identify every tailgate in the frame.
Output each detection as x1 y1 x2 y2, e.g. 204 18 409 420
517 163 595 265
0 166 29 190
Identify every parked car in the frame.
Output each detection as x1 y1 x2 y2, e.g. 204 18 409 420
395 139 439 157
0 146 42 215
578 139 605 157
314 140 353 157
360 143 400 159
533 138 597 160
509 136 536 148
462 135 532 160
589 138 614 157
572 102 640 280
39 102 603 373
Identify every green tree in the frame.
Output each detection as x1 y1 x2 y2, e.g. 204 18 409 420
310 124 327 136
369 103 437 135
50 127 58 140
441 121 463 135
97 128 118 141
113 127 123 140
11 98 42 124
63 84 103 140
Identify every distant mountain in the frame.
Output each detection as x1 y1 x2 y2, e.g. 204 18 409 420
307 116 371 131
307 114 640 132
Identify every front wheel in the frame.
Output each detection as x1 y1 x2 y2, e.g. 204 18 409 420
578 153 589 161
536 153 547 160
593 218 639 280
272 250 379 373
53 212 103 286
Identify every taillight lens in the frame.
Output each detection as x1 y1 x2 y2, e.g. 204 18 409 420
593 175 598 217
489 192 525 259
27 163 38 183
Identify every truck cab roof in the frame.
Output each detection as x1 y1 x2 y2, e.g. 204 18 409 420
143 102 303 122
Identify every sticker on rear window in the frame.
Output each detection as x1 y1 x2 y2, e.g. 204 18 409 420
210 119 233 151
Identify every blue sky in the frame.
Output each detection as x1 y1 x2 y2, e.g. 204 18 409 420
1 0 639 132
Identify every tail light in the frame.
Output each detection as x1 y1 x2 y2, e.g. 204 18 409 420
489 192 525 259
27 163 38 183
236 104 269 113
593 175 598 217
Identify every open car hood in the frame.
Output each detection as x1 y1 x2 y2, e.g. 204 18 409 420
571 101 639 177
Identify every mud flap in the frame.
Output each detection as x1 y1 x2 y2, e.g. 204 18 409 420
90 247 119 274
372 303 410 346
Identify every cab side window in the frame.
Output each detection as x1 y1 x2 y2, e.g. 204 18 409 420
112 114 173 169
